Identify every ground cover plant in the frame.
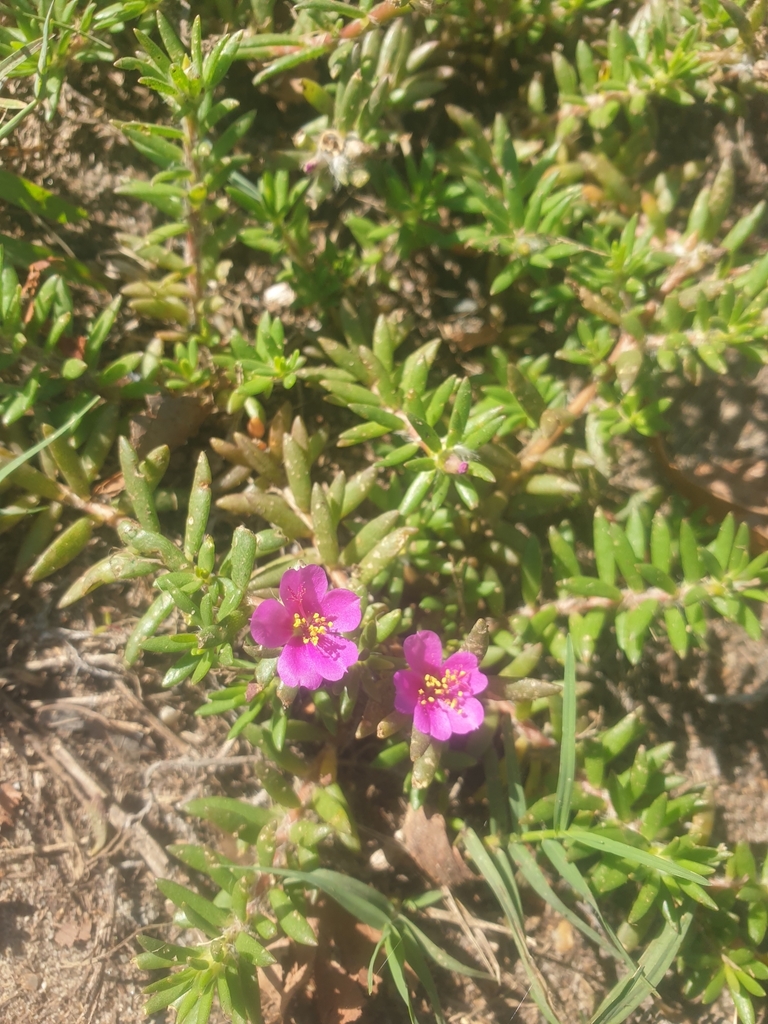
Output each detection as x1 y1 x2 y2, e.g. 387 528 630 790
4 0 768 1021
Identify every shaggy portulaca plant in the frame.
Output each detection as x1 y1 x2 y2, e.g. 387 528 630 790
9 2 768 1022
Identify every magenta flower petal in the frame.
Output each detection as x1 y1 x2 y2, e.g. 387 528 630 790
278 640 323 690
320 588 362 633
443 651 488 694
396 630 487 740
402 630 443 674
279 565 328 612
250 599 294 647
412 702 433 737
393 669 423 714
420 704 452 741
444 696 485 734
309 633 360 681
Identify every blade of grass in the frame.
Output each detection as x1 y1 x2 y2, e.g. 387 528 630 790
400 918 493 980
244 865 394 930
0 39 43 82
38 0 53 76
503 717 526 830
541 838 635 970
367 931 386 995
508 842 617 959
554 635 577 832
399 924 446 1024
0 99 39 143
0 395 100 489
463 830 562 1024
0 168 88 223
489 846 526 920
589 911 692 1024
483 744 510 834
384 929 417 1024
566 830 712 884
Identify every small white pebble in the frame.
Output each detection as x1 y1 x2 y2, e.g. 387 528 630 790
720 399 741 423
158 705 182 728
369 848 391 872
263 282 297 311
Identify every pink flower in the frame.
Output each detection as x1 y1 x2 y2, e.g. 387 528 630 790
250 566 361 691
393 631 487 741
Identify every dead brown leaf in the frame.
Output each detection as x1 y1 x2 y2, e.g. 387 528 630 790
59 334 87 361
552 919 575 956
91 471 125 499
440 317 498 351
129 393 212 458
0 782 22 827
21 260 53 323
54 916 92 947
401 805 474 888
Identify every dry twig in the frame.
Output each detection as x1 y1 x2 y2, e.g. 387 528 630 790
77 866 118 1024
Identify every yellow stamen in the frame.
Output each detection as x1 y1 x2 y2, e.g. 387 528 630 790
417 668 468 714
293 610 333 645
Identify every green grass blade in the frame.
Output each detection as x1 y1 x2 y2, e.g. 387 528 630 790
503 718 527 829
0 98 39 143
399 924 446 1024
0 168 88 223
0 39 42 82
463 830 562 1024
384 928 417 1024
509 841 617 958
541 839 635 970
589 911 692 1024
566 829 712 884
243 865 395 930
37 0 53 77
483 745 510 834
554 635 577 832
367 932 386 995
0 395 100 489
401 917 493 980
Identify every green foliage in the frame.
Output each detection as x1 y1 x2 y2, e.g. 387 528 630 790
114 11 249 339
4 0 768 1022
522 510 768 666
0 0 155 122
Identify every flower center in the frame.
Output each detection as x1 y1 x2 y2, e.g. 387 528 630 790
418 668 468 713
293 611 333 645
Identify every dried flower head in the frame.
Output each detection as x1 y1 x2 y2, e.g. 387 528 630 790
443 452 469 474
393 631 487 741
439 446 473 475
302 129 370 188
250 565 361 690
